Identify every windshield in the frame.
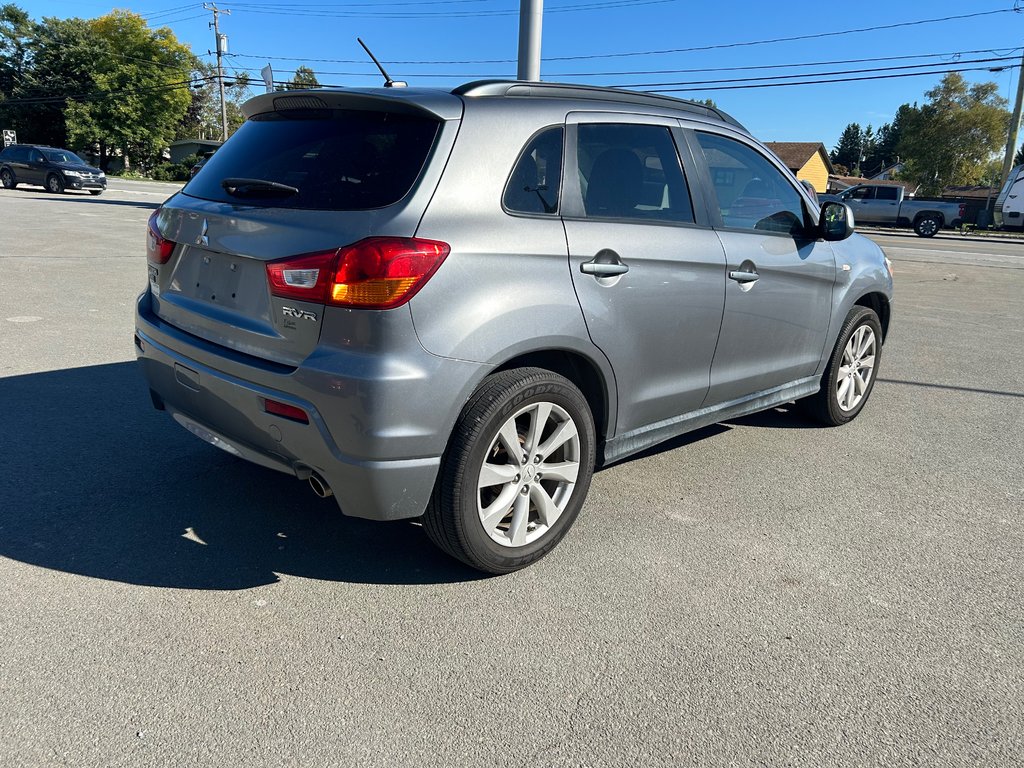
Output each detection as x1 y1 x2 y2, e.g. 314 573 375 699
42 149 85 164
183 108 441 211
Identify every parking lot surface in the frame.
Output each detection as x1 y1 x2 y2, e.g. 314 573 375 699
1 182 1021 767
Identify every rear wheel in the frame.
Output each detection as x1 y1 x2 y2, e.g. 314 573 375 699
46 174 64 194
0 168 15 189
424 368 596 574
800 306 882 426
914 215 940 237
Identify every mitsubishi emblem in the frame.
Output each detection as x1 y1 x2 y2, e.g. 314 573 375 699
198 219 209 247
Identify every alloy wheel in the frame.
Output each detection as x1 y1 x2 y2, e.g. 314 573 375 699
836 324 876 412
476 401 581 548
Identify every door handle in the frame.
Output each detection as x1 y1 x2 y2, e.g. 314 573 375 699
581 250 629 277
581 261 629 276
728 269 759 283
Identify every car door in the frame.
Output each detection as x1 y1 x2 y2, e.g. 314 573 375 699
25 148 47 185
688 130 835 406
6 146 31 183
562 113 727 438
845 185 881 222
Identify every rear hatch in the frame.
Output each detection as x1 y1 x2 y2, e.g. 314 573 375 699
146 89 462 366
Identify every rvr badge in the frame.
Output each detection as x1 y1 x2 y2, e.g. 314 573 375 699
281 305 318 321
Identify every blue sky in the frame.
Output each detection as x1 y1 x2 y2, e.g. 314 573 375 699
14 0 1024 151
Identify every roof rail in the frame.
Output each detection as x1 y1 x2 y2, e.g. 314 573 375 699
452 80 745 131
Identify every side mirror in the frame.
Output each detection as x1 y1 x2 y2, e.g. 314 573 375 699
820 201 855 241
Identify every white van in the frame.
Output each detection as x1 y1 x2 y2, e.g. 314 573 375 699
994 164 1024 229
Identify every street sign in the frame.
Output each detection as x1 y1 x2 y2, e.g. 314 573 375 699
2 129 16 147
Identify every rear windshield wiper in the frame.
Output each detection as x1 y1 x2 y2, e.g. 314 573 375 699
220 178 299 197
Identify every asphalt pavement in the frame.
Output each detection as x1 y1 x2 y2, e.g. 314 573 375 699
0 184 1021 767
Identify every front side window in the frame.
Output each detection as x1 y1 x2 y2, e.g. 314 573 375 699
849 186 874 200
696 132 807 235
576 123 694 223
41 148 84 164
503 126 563 214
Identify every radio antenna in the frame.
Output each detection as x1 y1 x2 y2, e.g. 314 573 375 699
357 38 406 88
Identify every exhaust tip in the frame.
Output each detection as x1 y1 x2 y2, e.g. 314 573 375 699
309 473 333 499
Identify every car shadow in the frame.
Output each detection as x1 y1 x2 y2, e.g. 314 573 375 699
726 405 819 429
0 362 484 589
4 189 163 209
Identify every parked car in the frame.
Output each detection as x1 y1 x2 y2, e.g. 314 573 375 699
820 182 963 237
135 81 893 573
0 144 106 195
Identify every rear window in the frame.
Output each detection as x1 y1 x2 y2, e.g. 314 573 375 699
183 108 441 210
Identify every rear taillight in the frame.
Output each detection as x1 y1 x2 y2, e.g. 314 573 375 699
147 209 174 264
266 237 450 310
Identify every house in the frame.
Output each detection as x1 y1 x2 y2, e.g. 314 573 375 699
827 175 919 197
763 142 833 193
168 139 222 164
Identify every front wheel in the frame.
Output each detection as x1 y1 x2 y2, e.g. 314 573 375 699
46 174 64 194
800 306 882 426
0 168 15 189
424 368 596 574
914 215 940 237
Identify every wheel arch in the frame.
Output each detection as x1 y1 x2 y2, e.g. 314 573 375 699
492 349 614 447
913 209 945 225
854 291 891 341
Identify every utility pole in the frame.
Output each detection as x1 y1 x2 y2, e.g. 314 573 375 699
999 54 1024 189
204 2 231 141
517 0 543 81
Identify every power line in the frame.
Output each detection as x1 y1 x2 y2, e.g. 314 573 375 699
215 7 1021 65
225 0 677 17
612 55 1019 89
645 64 1021 94
221 47 1024 80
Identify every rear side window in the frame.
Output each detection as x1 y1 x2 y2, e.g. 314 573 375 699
577 124 694 223
183 108 441 210
504 127 563 214
876 186 899 201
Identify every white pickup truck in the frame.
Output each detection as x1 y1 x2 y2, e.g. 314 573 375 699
823 183 965 237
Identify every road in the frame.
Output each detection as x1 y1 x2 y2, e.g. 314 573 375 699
1 182 1021 767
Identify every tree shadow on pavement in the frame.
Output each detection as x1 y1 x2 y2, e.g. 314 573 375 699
0 362 483 589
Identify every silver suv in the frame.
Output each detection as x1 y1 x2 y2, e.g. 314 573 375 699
136 81 893 573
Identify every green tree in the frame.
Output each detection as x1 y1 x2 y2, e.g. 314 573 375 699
897 73 1009 195
831 123 863 175
64 10 193 171
177 63 251 140
1014 140 1024 167
0 3 30 99
282 65 319 91
9 15 97 148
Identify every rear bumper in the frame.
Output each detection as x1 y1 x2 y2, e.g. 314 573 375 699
134 292 484 521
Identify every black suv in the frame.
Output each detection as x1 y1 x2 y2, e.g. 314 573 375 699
0 144 106 195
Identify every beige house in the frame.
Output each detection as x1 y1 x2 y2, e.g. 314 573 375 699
763 142 834 193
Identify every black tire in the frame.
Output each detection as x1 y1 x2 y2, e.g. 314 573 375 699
424 367 596 574
89 189 103 196
45 174 64 194
0 168 15 189
800 306 882 426
914 215 940 237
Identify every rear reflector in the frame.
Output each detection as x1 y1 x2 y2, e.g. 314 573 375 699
266 237 450 310
147 209 174 264
263 398 309 424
